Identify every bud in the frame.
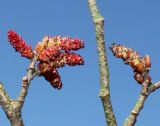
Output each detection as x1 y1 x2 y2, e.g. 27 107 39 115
38 47 60 62
35 42 45 53
36 35 84 90
134 62 145 73
115 53 123 58
43 69 63 89
121 52 128 59
110 43 152 85
130 59 140 68
60 37 84 51
38 62 51 74
126 49 133 59
7 30 34 59
144 54 151 68
65 53 84 66
134 73 144 84
35 36 49 53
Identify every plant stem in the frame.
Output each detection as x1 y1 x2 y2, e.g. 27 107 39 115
17 51 38 110
124 81 160 126
0 52 38 126
88 0 117 126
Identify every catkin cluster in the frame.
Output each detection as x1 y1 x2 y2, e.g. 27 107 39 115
8 30 84 89
35 36 84 89
110 43 151 84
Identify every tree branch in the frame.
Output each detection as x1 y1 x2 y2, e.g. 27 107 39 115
88 0 117 126
0 51 38 126
0 82 25 126
17 51 38 110
124 80 160 126
0 82 11 112
153 81 160 90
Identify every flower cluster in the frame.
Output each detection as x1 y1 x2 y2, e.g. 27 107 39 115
39 67 62 90
36 35 84 89
7 30 84 90
36 36 84 62
8 30 34 59
110 43 151 84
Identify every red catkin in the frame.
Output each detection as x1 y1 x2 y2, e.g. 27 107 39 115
110 43 151 84
8 30 34 59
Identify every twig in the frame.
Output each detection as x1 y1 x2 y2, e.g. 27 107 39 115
88 0 117 126
17 51 38 110
0 51 38 126
153 81 160 90
124 80 160 126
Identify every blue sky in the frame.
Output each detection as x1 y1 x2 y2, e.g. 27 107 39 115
0 0 160 126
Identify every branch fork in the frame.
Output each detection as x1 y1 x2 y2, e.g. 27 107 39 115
0 52 38 126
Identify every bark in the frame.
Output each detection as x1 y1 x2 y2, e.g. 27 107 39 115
124 80 160 126
0 52 38 126
88 0 117 126
6 105 24 126
10 118 24 126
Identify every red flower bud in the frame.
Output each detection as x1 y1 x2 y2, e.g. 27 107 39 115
36 35 84 90
43 69 62 89
47 36 84 51
38 47 60 62
60 37 84 51
38 62 52 74
8 30 34 59
134 62 145 73
134 73 144 84
39 52 84 69
64 53 84 66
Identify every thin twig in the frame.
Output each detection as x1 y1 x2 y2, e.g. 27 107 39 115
0 52 38 126
124 79 160 126
153 81 160 90
17 51 38 110
88 0 117 126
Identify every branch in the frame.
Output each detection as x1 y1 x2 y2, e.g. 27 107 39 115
0 52 38 126
0 83 25 126
0 82 11 112
124 80 160 126
153 81 160 90
88 0 117 126
17 51 38 110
